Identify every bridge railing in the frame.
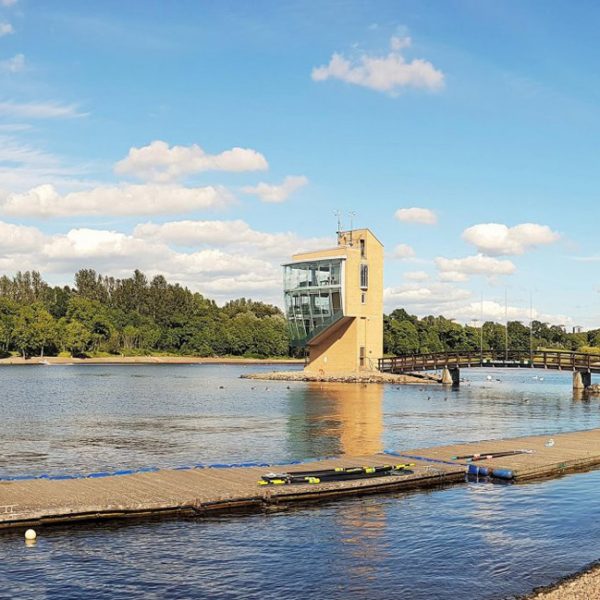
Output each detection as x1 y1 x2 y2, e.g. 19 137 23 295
378 350 600 374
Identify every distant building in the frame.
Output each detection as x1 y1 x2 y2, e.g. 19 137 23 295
283 228 383 374
573 326 583 334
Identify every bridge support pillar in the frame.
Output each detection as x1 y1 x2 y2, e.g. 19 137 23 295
442 367 460 386
573 371 592 390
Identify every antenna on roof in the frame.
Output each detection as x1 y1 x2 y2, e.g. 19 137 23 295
348 211 356 246
334 210 342 239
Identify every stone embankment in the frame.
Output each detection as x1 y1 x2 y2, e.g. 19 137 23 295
524 561 600 599
241 370 441 384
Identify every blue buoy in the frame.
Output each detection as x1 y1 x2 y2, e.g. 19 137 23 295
492 468 514 480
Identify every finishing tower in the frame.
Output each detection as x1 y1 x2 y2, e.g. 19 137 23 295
283 228 384 375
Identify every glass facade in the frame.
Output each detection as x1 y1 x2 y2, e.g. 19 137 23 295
283 258 344 346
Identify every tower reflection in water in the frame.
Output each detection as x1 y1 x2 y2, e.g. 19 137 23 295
285 383 384 459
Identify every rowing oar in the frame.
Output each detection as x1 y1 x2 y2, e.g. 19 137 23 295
452 450 533 461
258 463 415 486
274 463 413 477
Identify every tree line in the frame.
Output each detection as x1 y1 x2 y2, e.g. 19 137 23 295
0 270 597 359
0 270 289 358
383 309 600 356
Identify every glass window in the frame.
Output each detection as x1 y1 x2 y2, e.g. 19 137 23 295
360 239 366 258
283 258 345 346
360 264 368 289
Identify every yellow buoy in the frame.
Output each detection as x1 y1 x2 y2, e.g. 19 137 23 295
24 529 37 541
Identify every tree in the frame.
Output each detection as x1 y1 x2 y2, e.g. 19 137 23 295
389 319 419 354
12 305 56 357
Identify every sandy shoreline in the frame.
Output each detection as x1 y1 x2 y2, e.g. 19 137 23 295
0 356 304 366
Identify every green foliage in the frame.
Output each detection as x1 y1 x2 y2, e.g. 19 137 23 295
1 269 595 359
383 310 598 355
0 269 290 358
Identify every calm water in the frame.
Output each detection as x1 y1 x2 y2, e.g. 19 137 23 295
1 364 599 599
0 364 598 477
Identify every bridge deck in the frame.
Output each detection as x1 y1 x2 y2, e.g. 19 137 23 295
3 428 600 530
379 350 600 374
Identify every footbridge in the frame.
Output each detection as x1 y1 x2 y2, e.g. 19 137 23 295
378 350 600 389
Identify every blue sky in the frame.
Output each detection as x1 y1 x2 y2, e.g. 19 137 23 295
0 0 598 327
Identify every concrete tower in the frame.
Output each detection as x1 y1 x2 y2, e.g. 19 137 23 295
283 228 384 375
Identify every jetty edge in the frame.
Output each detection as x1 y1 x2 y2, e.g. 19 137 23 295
3 427 600 531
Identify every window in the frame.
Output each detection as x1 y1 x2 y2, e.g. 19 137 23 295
359 239 366 258
361 292 366 304
360 264 368 289
359 346 366 368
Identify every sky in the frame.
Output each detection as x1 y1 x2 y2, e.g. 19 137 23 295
0 0 598 328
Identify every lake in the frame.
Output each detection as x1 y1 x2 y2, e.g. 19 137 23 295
0 364 599 598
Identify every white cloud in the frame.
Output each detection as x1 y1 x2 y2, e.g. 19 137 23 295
444 300 572 326
384 283 570 325
0 135 60 167
312 35 444 94
385 282 471 307
394 207 437 225
242 175 308 203
0 220 329 304
0 0 17 6
435 254 516 279
0 53 25 73
0 183 233 217
0 220 45 254
0 101 86 119
391 243 416 259
114 140 268 183
0 23 14 37
462 223 560 256
0 124 31 132
404 270 429 281
133 219 332 259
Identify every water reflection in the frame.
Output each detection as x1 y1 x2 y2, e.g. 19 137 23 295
286 383 383 458
2 365 600 477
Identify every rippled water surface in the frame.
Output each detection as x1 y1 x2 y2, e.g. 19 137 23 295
0 364 598 476
3 471 600 599
1 364 599 598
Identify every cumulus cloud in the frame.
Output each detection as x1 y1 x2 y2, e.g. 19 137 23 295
435 254 516 280
404 270 429 281
0 53 25 73
0 101 86 119
391 243 416 259
133 219 332 259
0 183 233 217
443 300 571 326
394 207 437 225
242 175 308 203
0 23 14 37
462 223 560 256
385 282 471 306
0 219 335 304
0 220 45 253
312 35 444 94
114 140 268 183
384 283 570 325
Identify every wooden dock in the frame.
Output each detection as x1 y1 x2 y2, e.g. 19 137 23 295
2 427 600 531
0 455 463 530
392 428 600 481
